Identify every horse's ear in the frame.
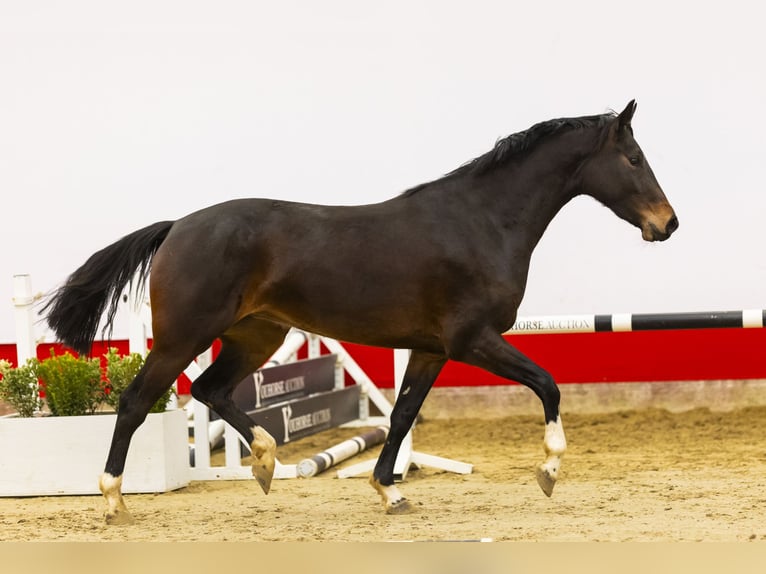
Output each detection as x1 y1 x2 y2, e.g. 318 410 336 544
618 100 637 130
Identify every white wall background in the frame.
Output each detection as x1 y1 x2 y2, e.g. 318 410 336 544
2 1 764 343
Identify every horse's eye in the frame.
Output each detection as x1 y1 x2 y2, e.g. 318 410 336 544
629 155 640 166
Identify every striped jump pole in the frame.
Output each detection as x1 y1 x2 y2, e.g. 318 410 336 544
296 426 389 478
506 309 766 335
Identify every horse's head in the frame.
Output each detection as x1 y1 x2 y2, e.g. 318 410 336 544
579 100 678 242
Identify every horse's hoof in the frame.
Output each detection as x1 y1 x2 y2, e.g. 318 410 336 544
386 498 414 515
535 464 556 497
251 426 276 494
252 462 274 494
105 508 135 526
369 476 414 515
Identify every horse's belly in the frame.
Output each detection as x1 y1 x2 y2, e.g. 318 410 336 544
254 293 443 352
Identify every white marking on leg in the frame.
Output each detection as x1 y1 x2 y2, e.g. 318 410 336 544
369 476 412 514
543 415 567 457
381 483 404 506
536 415 566 497
98 472 135 525
250 425 276 458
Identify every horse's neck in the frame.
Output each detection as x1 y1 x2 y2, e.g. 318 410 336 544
487 128 603 250
401 126 601 254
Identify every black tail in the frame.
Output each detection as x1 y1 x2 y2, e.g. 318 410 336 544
42 221 175 355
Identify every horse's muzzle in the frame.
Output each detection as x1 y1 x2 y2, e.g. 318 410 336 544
646 214 679 242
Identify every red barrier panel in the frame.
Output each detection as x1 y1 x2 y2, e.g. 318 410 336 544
341 327 766 387
2 327 765 394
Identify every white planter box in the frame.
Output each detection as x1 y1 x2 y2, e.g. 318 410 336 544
0 409 190 496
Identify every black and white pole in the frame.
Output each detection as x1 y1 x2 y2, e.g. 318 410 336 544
296 426 389 478
506 309 766 335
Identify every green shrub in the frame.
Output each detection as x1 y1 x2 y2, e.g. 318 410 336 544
103 348 175 414
1 349 174 417
36 350 103 416
0 358 42 417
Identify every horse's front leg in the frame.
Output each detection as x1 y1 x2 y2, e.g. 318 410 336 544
370 351 446 514
453 327 566 496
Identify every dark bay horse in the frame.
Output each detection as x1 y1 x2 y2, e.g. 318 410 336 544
43 100 677 524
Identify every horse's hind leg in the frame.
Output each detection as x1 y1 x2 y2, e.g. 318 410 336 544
190 316 290 494
370 350 446 514
100 344 201 525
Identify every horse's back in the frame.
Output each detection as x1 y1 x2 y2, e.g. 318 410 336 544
158 196 444 276
147 196 490 349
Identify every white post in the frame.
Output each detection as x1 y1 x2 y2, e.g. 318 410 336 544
127 287 148 357
12 274 37 365
392 349 414 478
224 423 242 468
264 329 307 367
307 333 321 359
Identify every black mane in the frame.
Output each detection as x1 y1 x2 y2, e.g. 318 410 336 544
401 112 616 197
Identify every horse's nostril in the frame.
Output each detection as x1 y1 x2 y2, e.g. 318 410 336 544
666 215 679 236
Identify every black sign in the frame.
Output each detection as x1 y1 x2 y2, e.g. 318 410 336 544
246 385 361 446
216 355 337 420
